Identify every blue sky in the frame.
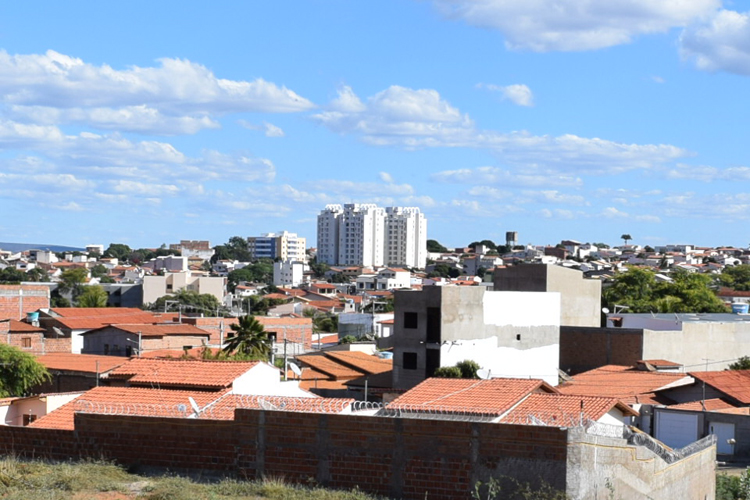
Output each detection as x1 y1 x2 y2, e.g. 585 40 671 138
1 1 750 250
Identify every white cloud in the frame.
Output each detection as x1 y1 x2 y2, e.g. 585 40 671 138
263 122 285 137
480 83 534 106
432 166 583 187
680 10 750 75
539 208 576 219
664 163 750 182
379 171 395 183
315 86 689 172
433 0 720 52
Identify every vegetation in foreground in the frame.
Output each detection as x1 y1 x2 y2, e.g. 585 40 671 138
0 456 381 500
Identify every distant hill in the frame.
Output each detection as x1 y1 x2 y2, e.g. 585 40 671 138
0 242 85 253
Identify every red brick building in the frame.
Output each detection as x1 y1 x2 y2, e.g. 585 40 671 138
0 284 50 321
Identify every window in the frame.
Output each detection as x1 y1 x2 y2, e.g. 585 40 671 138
403 352 418 370
23 414 37 426
21 337 32 349
104 344 110 355
403 312 418 329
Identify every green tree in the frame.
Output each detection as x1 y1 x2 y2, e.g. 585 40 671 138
620 234 632 245
456 360 480 379
25 267 49 282
103 243 132 261
308 257 330 279
719 265 750 291
0 267 27 283
729 356 750 370
426 239 449 253
149 289 225 315
433 366 462 378
57 268 89 303
0 344 50 397
222 315 272 360
77 285 108 307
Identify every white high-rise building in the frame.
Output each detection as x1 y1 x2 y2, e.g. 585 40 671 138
317 204 427 268
385 206 427 269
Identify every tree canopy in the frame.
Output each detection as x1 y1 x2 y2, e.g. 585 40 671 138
77 285 108 308
148 289 225 315
603 268 728 313
222 315 272 360
57 268 89 303
104 243 132 261
620 234 633 244
433 360 481 379
0 344 50 397
212 236 252 263
729 356 750 370
719 265 750 291
226 261 274 291
426 239 449 253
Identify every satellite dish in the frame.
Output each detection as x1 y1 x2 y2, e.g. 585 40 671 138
477 369 491 380
53 327 65 337
188 397 201 415
289 362 302 377
602 307 610 314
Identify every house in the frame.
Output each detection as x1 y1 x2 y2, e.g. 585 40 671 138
81 323 211 357
355 268 411 291
384 378 637 427
0 392 81 427
38 307 171 354
33 353 127 393
141 272 226 305
387 286 560 389
294 350 392 398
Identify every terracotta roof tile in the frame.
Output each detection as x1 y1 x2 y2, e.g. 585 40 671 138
558 365 691 404
8 320 45 333
389 378 556 415
30 386 226 430
500 393 637 425
108 358 262 389
323 351 392 375
296 354 364 379
667 398 737 411
36 353 127 374
85 323 211 338
690 370 750 404
204 394 351 420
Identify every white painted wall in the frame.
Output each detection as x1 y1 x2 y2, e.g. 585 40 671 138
440 339 559 386
482 291 560 327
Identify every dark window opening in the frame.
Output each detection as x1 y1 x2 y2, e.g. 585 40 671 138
403 352 417 370
516 334 521 341
426 307 441 343
23 414 37 426
426 349 440 378
404 312 418 329
21 337 32 348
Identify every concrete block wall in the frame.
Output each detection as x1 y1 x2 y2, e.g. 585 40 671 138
560 327 644 374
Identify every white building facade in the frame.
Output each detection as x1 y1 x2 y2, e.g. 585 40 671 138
317 204 427 269
248 231 307 263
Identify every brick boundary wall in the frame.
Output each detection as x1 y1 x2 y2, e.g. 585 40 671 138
560 326 644 374
0 410 568 499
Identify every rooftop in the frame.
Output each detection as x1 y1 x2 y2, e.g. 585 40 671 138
108 358 263 390
36 353 127 374
689 370 750 404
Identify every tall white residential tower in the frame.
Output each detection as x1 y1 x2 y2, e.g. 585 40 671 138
317 204 427 268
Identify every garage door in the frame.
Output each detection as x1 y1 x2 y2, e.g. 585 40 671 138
655 411 699 450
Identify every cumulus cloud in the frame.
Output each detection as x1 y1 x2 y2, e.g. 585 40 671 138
680 10 750 75
479 83 534 106
432 0 720 52
238 119 285 137
0 50 314 135
315 86 689 172
432 166 583 187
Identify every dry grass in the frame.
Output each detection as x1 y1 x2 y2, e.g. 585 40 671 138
0 456 384 500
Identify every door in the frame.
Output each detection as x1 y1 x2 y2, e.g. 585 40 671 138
710 422 735 455
655 411 699 449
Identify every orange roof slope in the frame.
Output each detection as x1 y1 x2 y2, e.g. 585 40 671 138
204 394 351 420
30 386 226 430
108 358 261 390
557 365 691 404
390 378 557 415
500 393 637 425
36 353 127 373
50 307 148 317
296 354 363 379
667 398 738 412
88 323 210 337
8 320 45 333
690 370 750 404
323 351 392 375
50 308 164 330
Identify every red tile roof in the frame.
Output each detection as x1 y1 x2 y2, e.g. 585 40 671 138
36 353 127 374
389 378 557 415
8 320 45 333
30 386 227 430
500 393 637 425
296 354 364 379
323 351 392 375
667 398 737 412
689 370 750 404
558 365 691 404
108 358 262 390
84 323 211 338
50 307 147 318
49 308 164 330
203 394 351 420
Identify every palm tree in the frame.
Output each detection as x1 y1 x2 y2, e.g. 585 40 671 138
222 315 272 360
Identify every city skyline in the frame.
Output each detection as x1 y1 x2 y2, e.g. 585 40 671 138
1 2 750 249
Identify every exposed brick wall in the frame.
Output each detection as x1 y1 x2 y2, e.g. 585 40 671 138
560 326 644 374
0 408 569 500
186 317 313 349
0 332 70 355
0 285 50 321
